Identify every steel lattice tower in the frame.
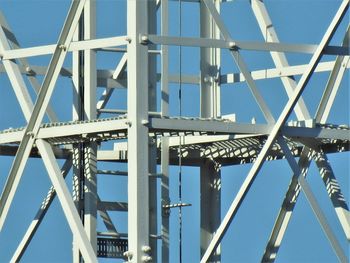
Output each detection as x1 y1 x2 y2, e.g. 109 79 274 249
0 0 349 262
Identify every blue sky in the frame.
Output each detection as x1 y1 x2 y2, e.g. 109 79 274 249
0 0 349 262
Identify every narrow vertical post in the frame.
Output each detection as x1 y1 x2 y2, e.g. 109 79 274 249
200 1 221 262
127 1 150 262
72 1 97 260
161 0 170 262
82 0 97 254
72 7 84 262
200 160 221 263
148 0 158 261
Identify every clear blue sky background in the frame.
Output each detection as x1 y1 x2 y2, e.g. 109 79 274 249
0 0 349 262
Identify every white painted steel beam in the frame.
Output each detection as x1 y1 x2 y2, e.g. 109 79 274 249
314 152 350 240
36 139 97 263
251 0 310 121
1 35 350 60
262 21 350 262
0 11 58 123
0 0 86 232
0 2 97 261
127 1 150 262
10 159 72 262
316 26 350 124
0 119 349 145
1 36 128 60
278 137 348 263
160 1 170 261
261 146 314 262
147 2 158 261
0 59 348 87
200 1 222 262
147 35 349 56
200 2 349 261
81 1 98 255
221 60 350 84
95 53 128 112
202 0 275 124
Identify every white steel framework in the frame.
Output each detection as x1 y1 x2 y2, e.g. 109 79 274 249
0 1 349 262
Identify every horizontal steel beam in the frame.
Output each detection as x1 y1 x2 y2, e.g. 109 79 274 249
98 201 128 212
147 35 349 55
221 60 350 84
2 36 128 60
0 117 128 144
0 60 347 88
0 118 349 145
0 145 70 159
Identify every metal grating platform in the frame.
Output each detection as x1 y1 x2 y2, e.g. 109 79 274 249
97 237 128 259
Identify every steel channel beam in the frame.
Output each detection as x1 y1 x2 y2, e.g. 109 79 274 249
200 1 349 261
126 1 150 262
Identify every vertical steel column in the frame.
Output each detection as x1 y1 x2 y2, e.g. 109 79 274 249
200 1 221 262
148 1 158 261
72 8 84 263
127 1 150 262
82 0 97 254
161 0 170 262
72 1 97 260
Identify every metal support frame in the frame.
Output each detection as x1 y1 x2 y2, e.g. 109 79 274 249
203 0 275 124
258 6 350 261
0 1 348 262
0 2 97 261
277 137 348 263
126 1 150 262
0 0 86 232
148 1 158 261
200 1 221 262
201 1 349 261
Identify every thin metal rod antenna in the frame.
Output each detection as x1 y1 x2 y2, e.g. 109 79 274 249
178 1 183 263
